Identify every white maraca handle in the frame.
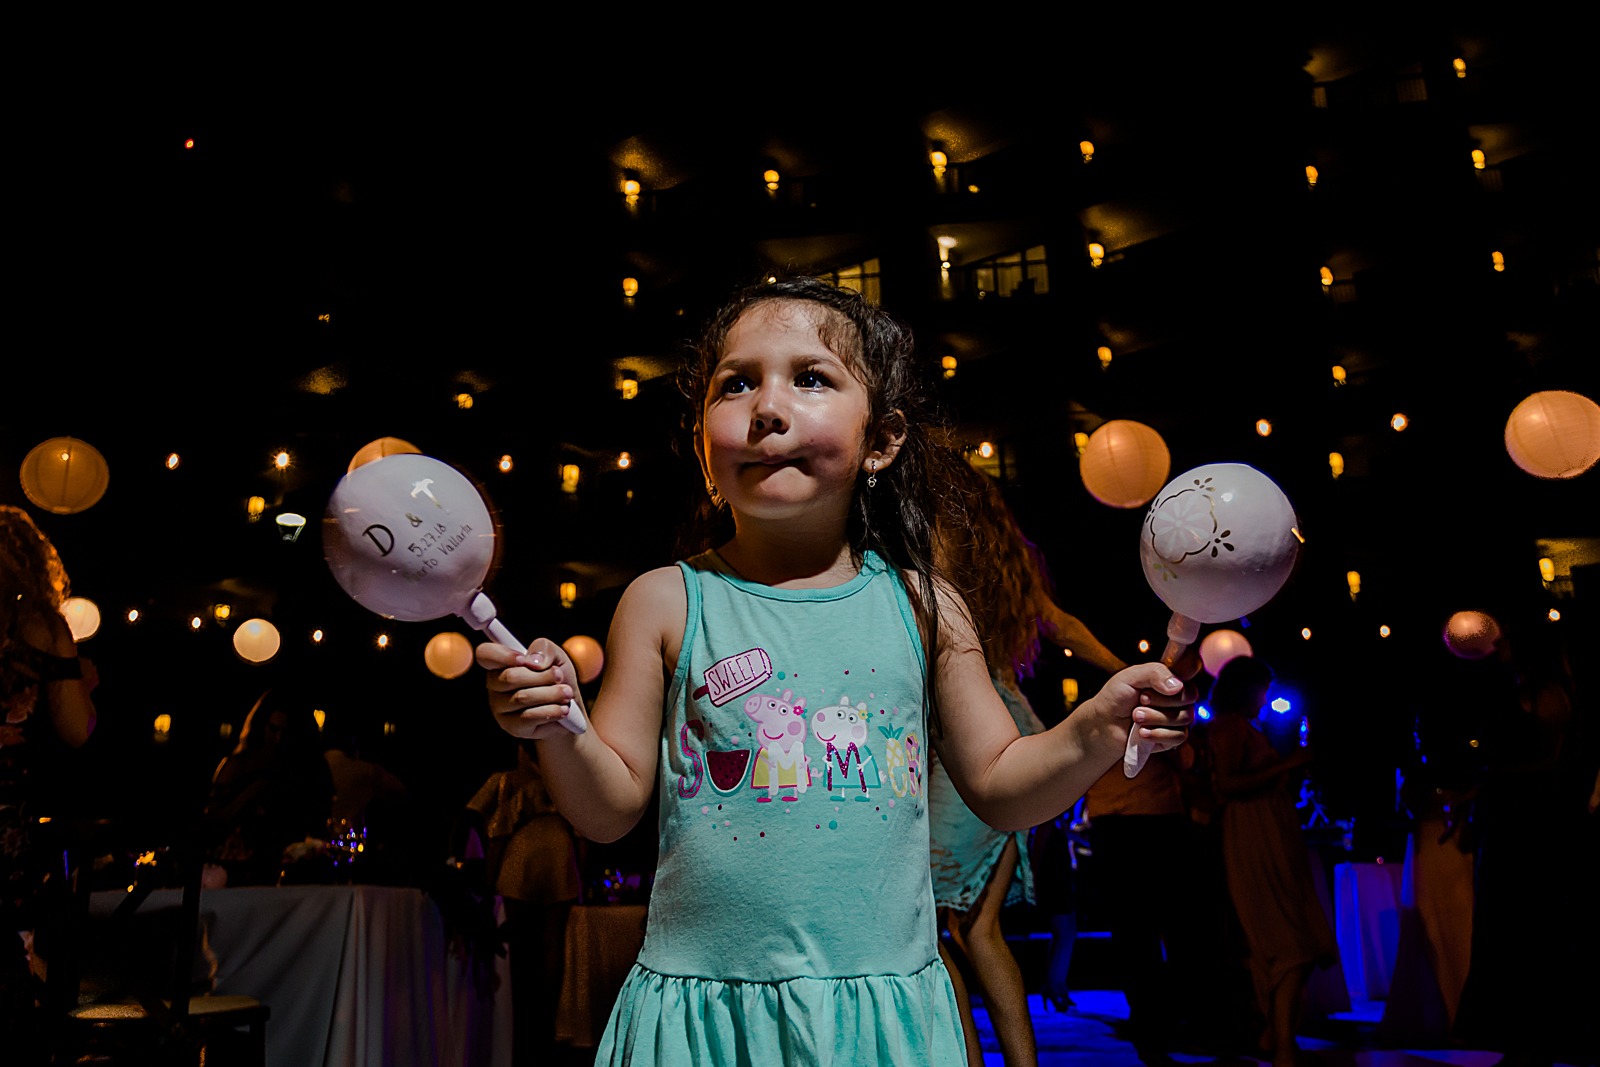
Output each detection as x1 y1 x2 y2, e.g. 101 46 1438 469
1122 612 1199 777
463 593 589 735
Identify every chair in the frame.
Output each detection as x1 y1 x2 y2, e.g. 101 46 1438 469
45 819 270 1067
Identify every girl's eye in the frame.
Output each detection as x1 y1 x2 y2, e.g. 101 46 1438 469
719 375 752 394
795 369 830 389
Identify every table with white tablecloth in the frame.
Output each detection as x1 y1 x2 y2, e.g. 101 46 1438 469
89 884 512 1067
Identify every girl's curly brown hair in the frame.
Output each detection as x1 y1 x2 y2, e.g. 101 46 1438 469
0 504 71 625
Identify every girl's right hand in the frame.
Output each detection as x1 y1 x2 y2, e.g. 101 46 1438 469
478 638 588 740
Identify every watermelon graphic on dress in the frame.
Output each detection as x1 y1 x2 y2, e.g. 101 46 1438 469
706 748 753 795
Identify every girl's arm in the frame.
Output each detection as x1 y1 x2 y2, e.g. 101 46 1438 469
26 611 96 748
478 565 683 843
930 583 1192 831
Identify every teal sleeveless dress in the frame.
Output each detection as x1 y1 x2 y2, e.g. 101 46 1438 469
594 550 965 1066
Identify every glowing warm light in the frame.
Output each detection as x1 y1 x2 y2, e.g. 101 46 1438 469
1138 639 1151 654
213 603 231 622
165 453 180 470
1453 57 1467 78
941 355 958 371
376 633 389 649
622 178 641 196
1504 390 1600 478
1379 625 1391 638
929 150 948 168
1329 452 1345 478
317 313 331 323
1535 557 1556 583
1549 609 1561 622
425 631 475 679
348 437 421 472
1061 678 1079 703
1301 628 1313 640
184 138 195 149
1319 266 1334 288
126 609 139 624
497 454 513 473
936 235 957 263
312 629 324 643
563 634 606 684
561 464 580 493
1391 413 1409 432
61 597 101 642
233 618 281 663
1199 630 1253 678
190 616 203 631
763 168 780 184
383 722 397 736
618 452 632 469
1088 242 1105 267
622 277 639 297
620 377 638 400
977 442 995 459
19 436 110 515
220 723 233 739
1491 250 1505 272
1079 140 1094 162
274 451 291 470
154 714 171 736
313 709 326 731
560 581 577 608
1097 345 1113 369
1444 610 1501 659
1255 419 1273 437
1079 420 1170 509
1346 571 1361 599
1073 432 1089 455
1331 365 1346 385
966 184 979 194
1471 149 1486 170
247 496 266 520
1063 649 1073 657
1305 164 1318 186
456 393 474 410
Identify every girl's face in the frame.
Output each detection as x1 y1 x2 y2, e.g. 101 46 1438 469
701 300 877 525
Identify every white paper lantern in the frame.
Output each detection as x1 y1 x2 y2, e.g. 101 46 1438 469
1080 420 1171 508
1199 629 1253 678
60 597 101 642
233 618 282 663
1443 610 1500 660
20 437 110 514
1504 390 1600 479
425 631 475 679
563 634 605 684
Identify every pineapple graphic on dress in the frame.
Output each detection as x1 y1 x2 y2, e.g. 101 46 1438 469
881 724 911 798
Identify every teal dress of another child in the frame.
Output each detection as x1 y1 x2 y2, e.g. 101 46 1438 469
596 550 965 1067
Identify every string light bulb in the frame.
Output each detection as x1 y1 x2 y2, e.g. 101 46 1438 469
1079 140 1094 162
1329 452 1345 478
1305 164 1319 187
1539 557 1555 582
1088 242 1105 268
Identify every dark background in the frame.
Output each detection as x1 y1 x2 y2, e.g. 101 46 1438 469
6 21 1596 875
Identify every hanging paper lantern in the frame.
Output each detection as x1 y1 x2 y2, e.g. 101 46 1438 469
232 618 282 663
348 436 423 474
1442 610 1500 660
424 630 475 679
20 437 110 514
1504 390 1600 479
60 597 101 642
1199 628 1253 678
563 634 605 684
1080 420 1171 508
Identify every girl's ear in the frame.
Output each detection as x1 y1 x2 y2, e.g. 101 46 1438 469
863 409 907 473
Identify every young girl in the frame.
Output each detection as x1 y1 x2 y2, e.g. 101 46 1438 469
477 277 1193 1066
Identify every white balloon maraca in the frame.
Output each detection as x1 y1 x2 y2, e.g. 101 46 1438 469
323 451 588 734
1128 461 1300 776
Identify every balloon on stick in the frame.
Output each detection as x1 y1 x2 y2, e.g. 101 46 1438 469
1131 462 1301 776
323 450 588 734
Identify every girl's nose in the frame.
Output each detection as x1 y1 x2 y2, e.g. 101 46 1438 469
752 389 788 432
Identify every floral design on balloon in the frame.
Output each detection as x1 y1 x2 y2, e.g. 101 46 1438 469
1144 476 1236 581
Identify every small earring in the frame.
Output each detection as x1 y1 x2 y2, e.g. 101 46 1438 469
706 478 723 508
867 460 878 490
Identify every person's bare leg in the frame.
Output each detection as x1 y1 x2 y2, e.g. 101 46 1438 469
955 838 1038 1067
940 934 985 1067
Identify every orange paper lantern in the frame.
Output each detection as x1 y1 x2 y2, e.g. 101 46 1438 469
348 436 423 474
1080 420 1171 508
232 618 282 663
1442 610 1500 660
563 634 605 684
1199 629 1253 678
1504 390 1600 479
20 436 110 514
424 631 475 679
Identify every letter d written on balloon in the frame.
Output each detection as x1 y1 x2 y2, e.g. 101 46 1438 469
362 524 395 556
